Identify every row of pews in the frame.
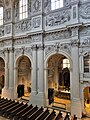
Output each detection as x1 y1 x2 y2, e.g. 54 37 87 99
0 98 77 120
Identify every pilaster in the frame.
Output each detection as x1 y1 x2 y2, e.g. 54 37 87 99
71 41 82 118
30 45 38 104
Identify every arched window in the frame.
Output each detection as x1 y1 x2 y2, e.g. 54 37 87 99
84 54 90 72
51 0 63 10
0 7 3 25
19 0 28 20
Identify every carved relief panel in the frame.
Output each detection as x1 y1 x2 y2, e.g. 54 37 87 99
80 26 90 46
31 0 41 14
14 19 31 34
79 2 90 22
45 8 71 28
31 16 42 30
44 31 71 42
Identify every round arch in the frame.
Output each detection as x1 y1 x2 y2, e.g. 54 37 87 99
15 55 32 98
44 51 72 110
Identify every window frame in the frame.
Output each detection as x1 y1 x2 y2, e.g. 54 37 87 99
0 6 3 26
51 0 64 10
19 0 28 20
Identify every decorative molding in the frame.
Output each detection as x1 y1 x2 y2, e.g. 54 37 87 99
79 3 90 19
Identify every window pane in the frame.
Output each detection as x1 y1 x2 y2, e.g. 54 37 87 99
20 7 22 13
23 5 26 12
56 1 60 9
60 0 63 7
51 2 55 10
19 0 28 20
20 0 23 7
0 7 3 25
23 12 26 19
20 13 22 20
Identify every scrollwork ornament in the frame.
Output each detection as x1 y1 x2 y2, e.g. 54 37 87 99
34 0 40 11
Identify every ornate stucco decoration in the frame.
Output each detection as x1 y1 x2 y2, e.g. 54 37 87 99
4 8 11 22
81 37 90 46
71 39 80 47
0 27 4 37
31 34 41 42
15 47 32 59
0 42 4 47
32 0 41 13
0 50 5 58
79 3 90 19
80 26 90 37
4 25 11 35
4 40 12 47
44 30 71 41
14 38 32 46
46 8 71 27
45 43 71 57
32 17 41 28
14 19 31 34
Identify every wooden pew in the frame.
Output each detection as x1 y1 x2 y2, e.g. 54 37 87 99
36 108 49 120
3 102 22 118
0 101 19 116
8 103 28 119
19 105 38 120
0 98 9 105
26 107 43 120
0 99 13 109
54 111 63 120
13 104 33 120
45 110 56 120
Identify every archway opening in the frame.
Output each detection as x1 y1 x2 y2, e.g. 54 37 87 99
17 56 31 98
84 87 90 117
0 57 5 95
47 53 71 111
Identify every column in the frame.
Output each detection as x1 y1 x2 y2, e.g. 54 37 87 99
71 42 82 118
5 49 9 89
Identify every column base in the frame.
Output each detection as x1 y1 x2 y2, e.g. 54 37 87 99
29 91 49 107
71 98 82 118
2 87 18 100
